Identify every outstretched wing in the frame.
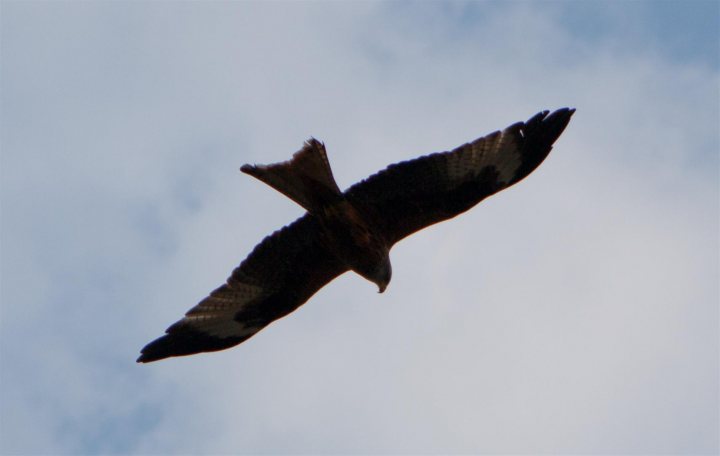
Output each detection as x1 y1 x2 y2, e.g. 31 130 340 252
137 215 347 363
345 108 575 245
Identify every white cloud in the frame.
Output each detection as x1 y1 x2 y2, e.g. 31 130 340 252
1 2 717 454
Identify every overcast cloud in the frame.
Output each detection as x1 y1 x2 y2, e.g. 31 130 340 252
1 1 718 454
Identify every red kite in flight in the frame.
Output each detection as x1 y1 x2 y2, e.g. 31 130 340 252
138 108 575 362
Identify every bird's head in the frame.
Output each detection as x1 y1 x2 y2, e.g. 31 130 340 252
370 255 392 293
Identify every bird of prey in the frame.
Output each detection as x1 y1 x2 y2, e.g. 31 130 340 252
137 108 575 363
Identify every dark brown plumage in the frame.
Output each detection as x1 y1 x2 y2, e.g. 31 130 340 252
137 108 575 363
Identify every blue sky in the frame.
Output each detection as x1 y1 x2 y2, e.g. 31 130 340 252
1 1 718 454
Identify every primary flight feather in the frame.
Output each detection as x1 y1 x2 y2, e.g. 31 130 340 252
138 108 575 363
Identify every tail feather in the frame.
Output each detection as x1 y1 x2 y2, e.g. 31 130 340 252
241 138 342 212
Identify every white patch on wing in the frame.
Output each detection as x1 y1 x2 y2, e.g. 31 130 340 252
447 126 522 186
181 282 264 338
446 131 501 182
490 128 523 184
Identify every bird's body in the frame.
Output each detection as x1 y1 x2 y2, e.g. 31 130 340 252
241 138 393 291
316 198 392 292
138 108 574 363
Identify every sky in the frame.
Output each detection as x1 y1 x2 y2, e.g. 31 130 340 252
1 1 718 454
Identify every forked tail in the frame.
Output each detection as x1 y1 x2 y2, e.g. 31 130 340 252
241 138 342 213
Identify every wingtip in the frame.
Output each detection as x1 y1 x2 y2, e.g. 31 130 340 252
137 325 249 363
551 107 576 118
136 333 175 364
304 137 324 148
240 164 255 174
546 107 576 131
241 163 270 180
136 353 164 364
136 346 161 363
506 106 575 184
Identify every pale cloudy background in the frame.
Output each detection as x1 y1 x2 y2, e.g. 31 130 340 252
1 1 718 454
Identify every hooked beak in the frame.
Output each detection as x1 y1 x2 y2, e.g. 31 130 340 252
369 254 392 294
375 262 391 293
